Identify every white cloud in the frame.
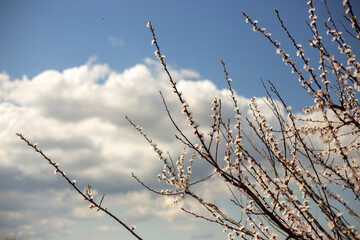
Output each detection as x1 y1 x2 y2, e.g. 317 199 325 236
191 231 214 239
96 225 118 232
0 57 272 240
108 36 124 47
170 223 197 231
112 190 185 222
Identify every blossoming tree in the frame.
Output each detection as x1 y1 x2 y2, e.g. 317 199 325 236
18 0 359 239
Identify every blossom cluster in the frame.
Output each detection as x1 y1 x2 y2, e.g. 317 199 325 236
133 1 360 239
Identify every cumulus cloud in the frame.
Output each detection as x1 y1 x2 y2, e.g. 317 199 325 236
0 57 273 239
96 225 118 232
191 231 214 239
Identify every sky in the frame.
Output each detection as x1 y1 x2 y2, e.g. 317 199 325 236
0 0 359 240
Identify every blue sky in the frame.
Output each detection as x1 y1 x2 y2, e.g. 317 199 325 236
1 1 359 240
3 0 358 108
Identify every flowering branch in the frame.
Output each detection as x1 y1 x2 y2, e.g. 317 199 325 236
129 2 360 239
15 1 360 239
16 133 143 240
